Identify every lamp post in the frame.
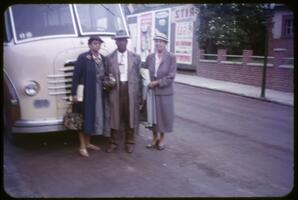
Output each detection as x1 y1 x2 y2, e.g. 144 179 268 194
260 5 273 99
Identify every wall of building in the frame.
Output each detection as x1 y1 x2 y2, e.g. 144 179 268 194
268 9 293 57
197 49 293 92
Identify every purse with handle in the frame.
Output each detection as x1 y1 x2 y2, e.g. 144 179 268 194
63 104 83 130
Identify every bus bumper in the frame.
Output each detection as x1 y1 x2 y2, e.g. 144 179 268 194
12 119 66 133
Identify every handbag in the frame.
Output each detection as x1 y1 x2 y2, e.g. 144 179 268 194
103 73 116 91
63 104 83 130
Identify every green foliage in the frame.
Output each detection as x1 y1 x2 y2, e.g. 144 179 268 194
196 4 267 55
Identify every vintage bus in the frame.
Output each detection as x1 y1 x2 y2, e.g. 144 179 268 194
3 4 130 140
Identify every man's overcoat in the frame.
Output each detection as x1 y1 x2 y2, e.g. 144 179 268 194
106 50 142 133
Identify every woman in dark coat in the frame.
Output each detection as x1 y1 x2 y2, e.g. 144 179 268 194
71 36 110 157
144 32 177 150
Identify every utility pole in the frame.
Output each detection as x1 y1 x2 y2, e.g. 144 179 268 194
260 22 269 98
260 5 272 99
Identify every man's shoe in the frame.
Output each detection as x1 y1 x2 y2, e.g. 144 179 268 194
106 142 117 153
125 143 134 153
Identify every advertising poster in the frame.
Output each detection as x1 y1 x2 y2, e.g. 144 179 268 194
155 10 170 51
175 21 193 64
155 10 169 38
172 4 198 22
127 16 138 53
140 13 153 61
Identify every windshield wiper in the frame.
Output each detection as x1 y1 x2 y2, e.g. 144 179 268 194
100 4 116 17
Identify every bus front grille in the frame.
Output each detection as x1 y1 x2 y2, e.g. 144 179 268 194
47 63 75 100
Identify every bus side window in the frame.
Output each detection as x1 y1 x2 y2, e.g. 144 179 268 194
4 9 13 43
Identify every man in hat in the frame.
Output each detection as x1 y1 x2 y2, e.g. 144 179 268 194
105 30 142 153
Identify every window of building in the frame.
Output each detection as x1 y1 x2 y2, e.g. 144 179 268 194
281 14 293 38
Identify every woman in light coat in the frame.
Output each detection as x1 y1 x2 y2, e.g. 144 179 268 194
144 32 177 150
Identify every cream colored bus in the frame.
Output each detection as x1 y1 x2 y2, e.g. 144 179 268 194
3 4 129 139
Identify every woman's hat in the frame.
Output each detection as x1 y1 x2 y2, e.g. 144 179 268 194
153 32 168 43
113 30 130 39
88 35 104 44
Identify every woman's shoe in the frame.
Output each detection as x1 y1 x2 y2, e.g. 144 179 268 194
157 141 165 150
86 144 101 151
146 143 156 149
146 139 159 149
157 145 165 150
78 148 89 157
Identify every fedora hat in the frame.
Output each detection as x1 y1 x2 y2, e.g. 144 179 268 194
88 35 104 44
113 30 130 39
153 32 168 42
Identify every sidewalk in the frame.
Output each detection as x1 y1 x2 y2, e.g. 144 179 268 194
175 73 293 106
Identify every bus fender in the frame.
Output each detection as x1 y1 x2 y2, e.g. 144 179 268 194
3 72 21 132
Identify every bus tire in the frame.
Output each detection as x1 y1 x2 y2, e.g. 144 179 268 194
3 106 20 145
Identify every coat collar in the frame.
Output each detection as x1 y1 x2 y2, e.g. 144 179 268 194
111 49 134 73
86 50 103 61
155 50 169 65
154 50 170 67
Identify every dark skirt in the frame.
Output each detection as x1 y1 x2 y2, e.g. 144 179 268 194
72 92 110 136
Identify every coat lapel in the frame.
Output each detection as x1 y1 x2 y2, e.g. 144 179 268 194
128 51 137 81
111 51 119 75
128 51 133 74
149 55 155 79
155 51 167 77
159 52 165 67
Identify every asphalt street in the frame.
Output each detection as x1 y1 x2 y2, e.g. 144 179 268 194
3 83 294 198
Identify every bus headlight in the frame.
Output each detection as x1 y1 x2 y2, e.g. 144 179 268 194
24 81 40 96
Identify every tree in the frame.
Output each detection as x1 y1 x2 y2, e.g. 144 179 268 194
196 4 267 55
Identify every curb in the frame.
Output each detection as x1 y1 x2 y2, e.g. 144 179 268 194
175 81 293 107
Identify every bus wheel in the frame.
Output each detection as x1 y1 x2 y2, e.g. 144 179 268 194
3 107 20 145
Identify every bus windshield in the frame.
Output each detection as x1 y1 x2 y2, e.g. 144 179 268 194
10 4 127 43
74 4 126 34
11 4 76 42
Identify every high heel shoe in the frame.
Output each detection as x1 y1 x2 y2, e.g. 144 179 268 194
78 148 89 157
86 144 101 151
146 139 159 149
157 140 165 150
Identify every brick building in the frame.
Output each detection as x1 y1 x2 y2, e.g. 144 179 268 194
268 4 293 57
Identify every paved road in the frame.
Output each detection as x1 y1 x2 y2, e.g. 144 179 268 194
3 83 293 198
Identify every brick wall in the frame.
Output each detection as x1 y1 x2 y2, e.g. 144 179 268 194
269 38 293 57
197 49 293 92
